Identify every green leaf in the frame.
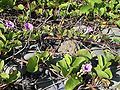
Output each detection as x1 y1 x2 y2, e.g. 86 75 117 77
51 64 61 73
0 60 4 71
64 54 72 67
94 0 102 3
62 29 68 36
0 73 9 79
14 40 22 46
47 1 56 8
59 2 69 9
37 8 43 14
37 51 50 61
41 51 49 58
105 62 111 67
108 12 119 19
95 66 109 79
115 20 120 27
0 31 6 41
110 37 120 43
68 30 73 38
18 4 24 10
98 70 109 79
104 50 115 61
80 4 91 15
61 67 68 77
98 55 108 67
0 40 4 49
100 7 105 16
104 68 113 79
115 3 120 12
97 55 104 68
72 57 86 67
66 67 74 76
57 58 70 77
87 0 95 7
0 23 5 32
0 0 15 8
65 76 81 90
6 70 21 83
103 55 108 67
30 1 37 11
94 8 99 15
27 55 39 72
57 58 68 69
77 49 92 59
108 0 116 9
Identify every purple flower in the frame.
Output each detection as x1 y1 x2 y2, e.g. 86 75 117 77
82 63 92 73
24 23 33 30
5 20 14 28
85 26 93 33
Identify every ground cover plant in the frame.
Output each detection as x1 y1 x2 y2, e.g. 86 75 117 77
0 0 120 90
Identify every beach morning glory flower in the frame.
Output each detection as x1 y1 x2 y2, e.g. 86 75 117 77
85 26 93 33
82 63 92 73
5 20 14 28
24 23 33 30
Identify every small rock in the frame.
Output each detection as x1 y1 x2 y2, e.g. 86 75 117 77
58 40 79 55
24 53 35 60
91 47 104 57
102 27 120 36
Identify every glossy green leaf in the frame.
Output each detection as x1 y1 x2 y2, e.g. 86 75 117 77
72 57 86 67
104 55 108 66
108 0 116 9
80 4 91 15
14 40 22 46
104 68 113 79
59 2 69 9
94 0 102 3
57 58 68 69
105 62 112 67
6 70 21 83
94 8 99 15
41 51 49 58
66 67 74 76
97 55 104 68
0 72 9 79
115 3 120 12
104 50 115 61
77 49 92 59
37 8 43 14
30 1 37 11
95 66 109 79
37 51 50 60
65 76 81 90
27 55 39 72
61 67 68 77
0 31 6 41
0 23 5 32
0 40 4 48
87 0 95 7
18 4 24 10
100 7 105 16
64 54 72 67
115 20 120 27
108 12 119 19
111 37 120 43
0 60 4 71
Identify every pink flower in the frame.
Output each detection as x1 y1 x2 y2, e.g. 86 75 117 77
82 63 92 73
24 23 33 30
85 26 93 33
5 20 14 28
